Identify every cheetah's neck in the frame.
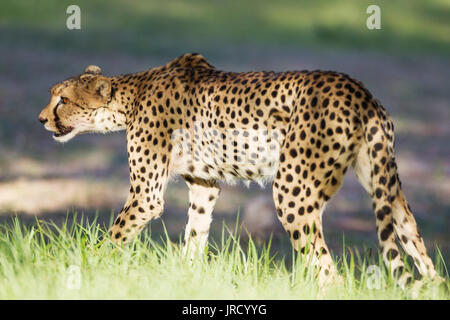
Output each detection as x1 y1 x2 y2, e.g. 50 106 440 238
107 68 162 126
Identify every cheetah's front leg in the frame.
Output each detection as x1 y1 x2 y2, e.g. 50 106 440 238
182 177 220 260
109 130 170 244
110 192 165 244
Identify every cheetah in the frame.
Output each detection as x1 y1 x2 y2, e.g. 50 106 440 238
39 53 439 290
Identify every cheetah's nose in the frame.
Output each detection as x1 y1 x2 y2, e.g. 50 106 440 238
39 117 48 124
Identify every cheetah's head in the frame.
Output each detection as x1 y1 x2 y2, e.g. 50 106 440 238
39 65 126 143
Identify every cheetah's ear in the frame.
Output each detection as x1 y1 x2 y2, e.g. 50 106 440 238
84 65 102 75
93 76 111 101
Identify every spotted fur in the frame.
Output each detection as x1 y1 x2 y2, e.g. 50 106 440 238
39 53 439 290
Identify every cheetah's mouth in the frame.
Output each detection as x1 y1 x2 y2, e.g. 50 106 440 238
53 125 74 138
52 124 80 143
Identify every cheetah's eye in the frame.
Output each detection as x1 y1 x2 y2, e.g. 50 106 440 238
60 97 69 104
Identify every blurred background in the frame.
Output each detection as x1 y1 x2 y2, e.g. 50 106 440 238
0 0 449 263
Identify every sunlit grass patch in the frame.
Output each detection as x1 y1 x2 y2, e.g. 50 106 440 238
0 214 448 299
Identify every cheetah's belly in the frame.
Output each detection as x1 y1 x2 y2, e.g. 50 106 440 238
170 151 280 185
169 127 283 185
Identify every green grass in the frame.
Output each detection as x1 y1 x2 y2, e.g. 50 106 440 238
0 214 448 299
1 0 449 57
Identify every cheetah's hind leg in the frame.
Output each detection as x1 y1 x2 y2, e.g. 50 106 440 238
182 177 220 261
272 140 354 289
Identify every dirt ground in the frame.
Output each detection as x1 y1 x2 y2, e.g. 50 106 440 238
0 42 449 264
